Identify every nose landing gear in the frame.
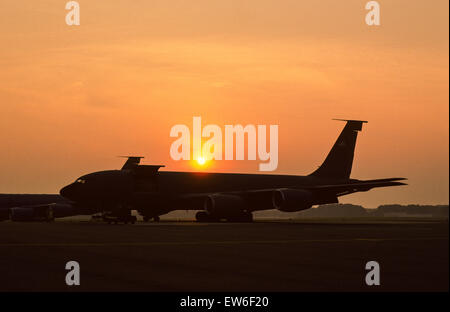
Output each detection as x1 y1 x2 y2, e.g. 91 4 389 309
102 204 137 224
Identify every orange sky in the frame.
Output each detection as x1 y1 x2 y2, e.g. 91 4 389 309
0 0 448 207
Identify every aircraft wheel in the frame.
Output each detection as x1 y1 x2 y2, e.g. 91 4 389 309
196 211 220 222
242 212 253 222
195 211 209 222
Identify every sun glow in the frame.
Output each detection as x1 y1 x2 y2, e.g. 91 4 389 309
189 154 216 171
197 156 206 166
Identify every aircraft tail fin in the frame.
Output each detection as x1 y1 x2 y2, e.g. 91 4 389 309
309 119 367 180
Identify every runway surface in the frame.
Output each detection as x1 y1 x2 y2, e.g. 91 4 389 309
0 219 447 291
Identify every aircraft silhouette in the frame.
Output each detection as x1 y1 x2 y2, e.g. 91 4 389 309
58 119 406 222
1 119 406 222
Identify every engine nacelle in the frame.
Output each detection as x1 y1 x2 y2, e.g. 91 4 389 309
204 194 246 217
272 188 313 212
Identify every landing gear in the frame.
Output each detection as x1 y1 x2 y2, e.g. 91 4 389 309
103 214 136 224
195 211 217 222
142 215 160 222
90 214 103 222
102 204 136 224
196 211 207 222
124 216 137 224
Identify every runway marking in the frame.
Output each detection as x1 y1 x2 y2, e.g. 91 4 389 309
0 237 447 247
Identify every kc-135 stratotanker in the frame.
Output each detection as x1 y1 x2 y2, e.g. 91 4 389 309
1 120 406 223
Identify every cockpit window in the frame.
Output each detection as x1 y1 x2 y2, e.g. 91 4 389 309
76 179 86 184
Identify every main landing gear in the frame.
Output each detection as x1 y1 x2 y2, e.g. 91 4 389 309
103 214 137 224
143 216 160 222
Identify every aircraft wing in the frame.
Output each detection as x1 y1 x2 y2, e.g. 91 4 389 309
177 178 407 200
304 178 407 196
172 177 406 212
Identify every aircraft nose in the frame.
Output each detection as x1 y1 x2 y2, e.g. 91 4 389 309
60 184 74 200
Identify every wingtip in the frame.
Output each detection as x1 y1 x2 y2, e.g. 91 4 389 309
391 177 408 181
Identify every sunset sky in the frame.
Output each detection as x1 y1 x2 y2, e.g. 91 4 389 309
0 0 448 207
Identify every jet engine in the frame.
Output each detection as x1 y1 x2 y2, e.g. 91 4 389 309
195 194 252 221
272 189 313 212
204 194 246 217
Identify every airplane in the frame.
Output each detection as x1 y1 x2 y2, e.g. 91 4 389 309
0 194 70 222
1 119 407 223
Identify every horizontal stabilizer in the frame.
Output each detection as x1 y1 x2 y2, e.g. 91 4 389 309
120 156 144 170
332 119 368 131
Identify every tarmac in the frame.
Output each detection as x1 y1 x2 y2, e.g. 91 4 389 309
0 219 448 291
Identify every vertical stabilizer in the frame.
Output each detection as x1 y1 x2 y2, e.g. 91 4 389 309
310 119 367 179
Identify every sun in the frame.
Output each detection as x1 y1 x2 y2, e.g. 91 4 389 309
191 155 213 170
197 156 206 166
